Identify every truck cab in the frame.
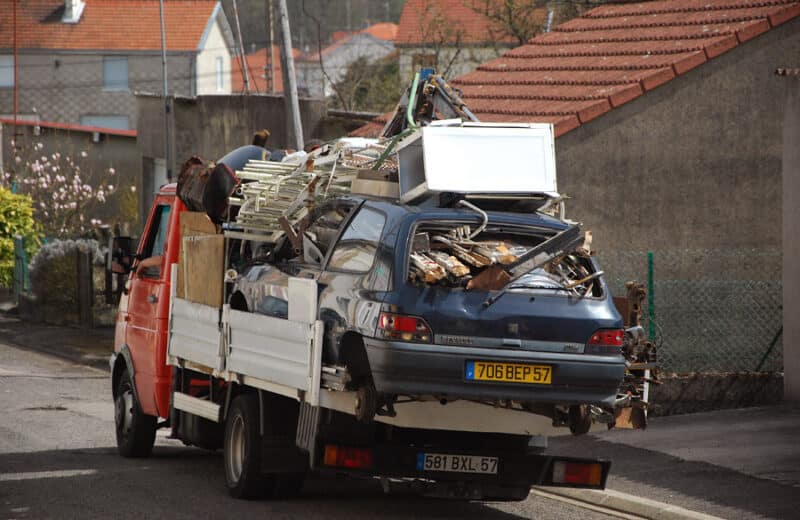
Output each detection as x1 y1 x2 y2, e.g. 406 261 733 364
112 187 184 454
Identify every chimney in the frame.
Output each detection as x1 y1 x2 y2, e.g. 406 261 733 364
63 0 85 24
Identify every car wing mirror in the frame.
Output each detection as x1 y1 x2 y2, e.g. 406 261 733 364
110 236 135 275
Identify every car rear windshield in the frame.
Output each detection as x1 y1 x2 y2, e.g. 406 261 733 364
406 220 602 297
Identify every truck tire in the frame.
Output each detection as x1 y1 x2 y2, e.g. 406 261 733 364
114 368 157 458
224 394 268 499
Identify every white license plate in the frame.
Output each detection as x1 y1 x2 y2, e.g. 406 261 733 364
417 453 498 474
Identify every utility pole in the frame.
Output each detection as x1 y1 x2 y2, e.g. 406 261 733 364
158 0 172 180
232 0 250 93
268 0 276 93
277 0 304 151
12 0 18 147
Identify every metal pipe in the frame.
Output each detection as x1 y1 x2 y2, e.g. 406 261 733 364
406 71 420 129
268 0 275 93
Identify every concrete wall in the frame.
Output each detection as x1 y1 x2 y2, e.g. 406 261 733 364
0 51 197 129
555 19 800 261
783 75 800 401
137 93 327 215
197 21 232 95
398 45 507 83
0 122 139 231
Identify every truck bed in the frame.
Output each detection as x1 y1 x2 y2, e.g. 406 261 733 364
166 265 572 437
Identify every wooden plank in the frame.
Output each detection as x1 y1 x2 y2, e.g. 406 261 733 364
176 211 223 307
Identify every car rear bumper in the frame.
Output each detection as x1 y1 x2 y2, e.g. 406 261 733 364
362 338 625 407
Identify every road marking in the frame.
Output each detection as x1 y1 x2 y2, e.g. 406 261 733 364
534 487 727 520
0 469 98 482
532 489 645 519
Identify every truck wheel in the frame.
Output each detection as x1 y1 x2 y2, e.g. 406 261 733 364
114 368 157 458
224 394 268 499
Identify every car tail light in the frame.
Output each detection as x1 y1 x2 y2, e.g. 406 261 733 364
551 460 603 486
585 328 624 355
377 312 432 343
323 444 373 469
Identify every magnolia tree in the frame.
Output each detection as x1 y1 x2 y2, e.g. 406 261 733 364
1 140 130 238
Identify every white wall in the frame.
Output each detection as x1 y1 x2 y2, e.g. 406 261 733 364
196 20 231 95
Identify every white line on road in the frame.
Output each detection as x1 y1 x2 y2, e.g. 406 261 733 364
531 489 645 519
0 469 98 482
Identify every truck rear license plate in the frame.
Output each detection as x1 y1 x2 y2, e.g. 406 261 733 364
417 453 498 474
466 361 552 384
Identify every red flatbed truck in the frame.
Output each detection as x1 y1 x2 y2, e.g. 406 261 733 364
110 183 614 501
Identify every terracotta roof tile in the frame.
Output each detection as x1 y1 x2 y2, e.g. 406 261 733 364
395 0 531 46
0 0 219 51
355 0 800 138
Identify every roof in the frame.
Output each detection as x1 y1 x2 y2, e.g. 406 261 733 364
298 24 396 63
0 0 220 52
354 0 800 138
232 45 301 94
0 117 137 137
362 22 399 42
395 0 532 46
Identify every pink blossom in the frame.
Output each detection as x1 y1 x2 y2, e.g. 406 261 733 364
80 151 88 158
130 186 137 192
14 156 21 164
107 167 116 175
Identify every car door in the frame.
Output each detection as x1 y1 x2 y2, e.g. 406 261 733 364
126 198 175 417
317 204 389 365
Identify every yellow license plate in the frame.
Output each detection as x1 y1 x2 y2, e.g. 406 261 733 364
466 361 552 384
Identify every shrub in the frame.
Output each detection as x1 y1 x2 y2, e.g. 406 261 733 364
0 187 41 288
29 239 104 305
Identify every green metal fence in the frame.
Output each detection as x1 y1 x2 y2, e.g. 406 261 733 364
597 249 783 374
13 235 30 302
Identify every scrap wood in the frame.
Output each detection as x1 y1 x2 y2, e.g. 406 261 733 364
428 250 470 277
410 253 446 283
466 265 511 291
433 235 492 267
474 242 517 265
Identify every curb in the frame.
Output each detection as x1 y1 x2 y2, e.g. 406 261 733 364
532 487 726 520
0 315 112 372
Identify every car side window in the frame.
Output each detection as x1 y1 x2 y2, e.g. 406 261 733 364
327 206 386 273
305 204 352 257
138 204 171 278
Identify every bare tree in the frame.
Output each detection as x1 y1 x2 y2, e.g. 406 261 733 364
301 0 351 110
414 0 467 78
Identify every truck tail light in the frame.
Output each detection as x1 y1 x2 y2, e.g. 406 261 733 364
323 444 373 470
551 460 603 487
377 312 432 343
585 328 624 355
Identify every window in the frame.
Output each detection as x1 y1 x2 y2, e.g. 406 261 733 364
0 55 13 88
80 115 130 130
138 204 171 278
103 56 128 91
216 56 224 91
305 204 353 257
327 207 386 273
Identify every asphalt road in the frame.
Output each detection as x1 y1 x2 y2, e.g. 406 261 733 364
0 341 617 520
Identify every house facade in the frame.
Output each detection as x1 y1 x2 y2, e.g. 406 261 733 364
0 0 235 130
296 23 397 99
394 0 521 83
